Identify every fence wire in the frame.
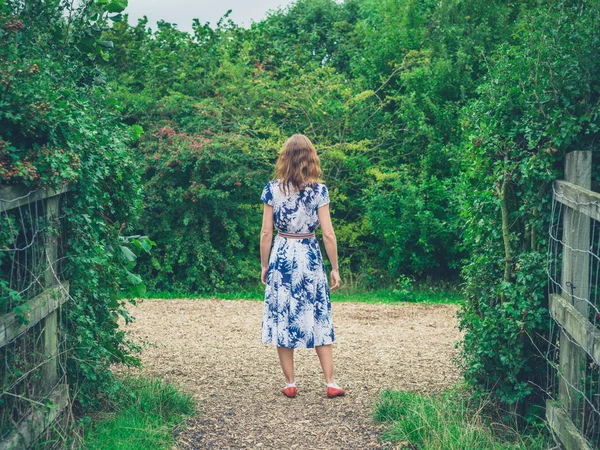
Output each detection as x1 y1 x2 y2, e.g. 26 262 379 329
547 183 600 448
0 188 70 444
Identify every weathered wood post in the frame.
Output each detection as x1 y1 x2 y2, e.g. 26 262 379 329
559 151 592 428
42 193 60 391
0 184 70 450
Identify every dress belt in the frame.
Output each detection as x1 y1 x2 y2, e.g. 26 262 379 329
277 230 315 239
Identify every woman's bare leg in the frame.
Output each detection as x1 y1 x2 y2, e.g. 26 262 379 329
277 346 295 384
315 344 335 384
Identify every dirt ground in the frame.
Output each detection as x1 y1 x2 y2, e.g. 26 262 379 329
122 298 462 449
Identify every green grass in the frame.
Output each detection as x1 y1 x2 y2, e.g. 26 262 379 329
332 287 462 304
80 375 195 450
143 285 463 305
374 389 549 450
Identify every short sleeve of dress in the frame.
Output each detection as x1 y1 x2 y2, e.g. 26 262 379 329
261 182 274 206
317 184 330 208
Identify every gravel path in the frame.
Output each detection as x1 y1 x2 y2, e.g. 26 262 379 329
122 298 462 449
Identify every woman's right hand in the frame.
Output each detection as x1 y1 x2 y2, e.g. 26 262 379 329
330 269 341 290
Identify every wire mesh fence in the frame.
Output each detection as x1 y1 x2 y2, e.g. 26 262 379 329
0 185 70 446
546 151 599 448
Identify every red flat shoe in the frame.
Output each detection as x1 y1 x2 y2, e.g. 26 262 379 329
281 386 297 398
326 386 345 398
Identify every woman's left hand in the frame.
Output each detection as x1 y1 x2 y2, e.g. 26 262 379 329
261 267 268 285
330 269 341 290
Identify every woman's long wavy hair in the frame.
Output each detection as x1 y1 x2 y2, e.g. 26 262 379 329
275 134 322 195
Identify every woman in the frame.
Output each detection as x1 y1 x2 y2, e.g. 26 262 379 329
260 134 344 399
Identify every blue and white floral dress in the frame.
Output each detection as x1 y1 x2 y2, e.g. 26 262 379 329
261 180 335 349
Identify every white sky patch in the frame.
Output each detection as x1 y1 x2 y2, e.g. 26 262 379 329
125 0 296 32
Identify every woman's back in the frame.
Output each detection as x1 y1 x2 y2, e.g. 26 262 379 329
261 180 330 234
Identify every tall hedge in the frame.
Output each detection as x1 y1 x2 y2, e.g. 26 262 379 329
457 0 600 408
0 0 149 408
103 0 525 292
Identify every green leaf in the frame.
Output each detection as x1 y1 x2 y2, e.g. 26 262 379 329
106 0 128 13
108 294 121 309
131 282 147 297
139 236 155 253
119 245 136 262
127 271 143 285
97 40 114 49
77 36 96 53
130 124 144 141
131 239 142 254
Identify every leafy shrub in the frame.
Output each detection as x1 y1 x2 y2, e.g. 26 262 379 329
0 0 149 408
456 0 600 406
102 0 522 292
365 168 461 277
136 128 272 292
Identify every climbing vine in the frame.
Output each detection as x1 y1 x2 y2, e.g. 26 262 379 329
0 0 151 408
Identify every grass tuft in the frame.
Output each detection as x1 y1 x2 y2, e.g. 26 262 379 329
374 389 548 450
81 375 195 450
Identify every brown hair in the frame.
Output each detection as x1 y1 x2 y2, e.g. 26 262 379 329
275 134 322 194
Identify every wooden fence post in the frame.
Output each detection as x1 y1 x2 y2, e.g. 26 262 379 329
559 151 592 429
0 184 71 449
42 194 59 392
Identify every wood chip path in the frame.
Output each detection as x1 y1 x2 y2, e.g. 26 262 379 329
122 299 461 449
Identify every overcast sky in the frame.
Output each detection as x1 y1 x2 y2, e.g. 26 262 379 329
125 0 296 32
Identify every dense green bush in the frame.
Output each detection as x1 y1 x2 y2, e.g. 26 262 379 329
103 0 525 292
137 128 272 292
365 168 459 275
0 0 150 408
457 0 600 406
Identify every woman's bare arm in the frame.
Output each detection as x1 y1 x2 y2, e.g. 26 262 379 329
318 204 341 290
260 204 274 284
